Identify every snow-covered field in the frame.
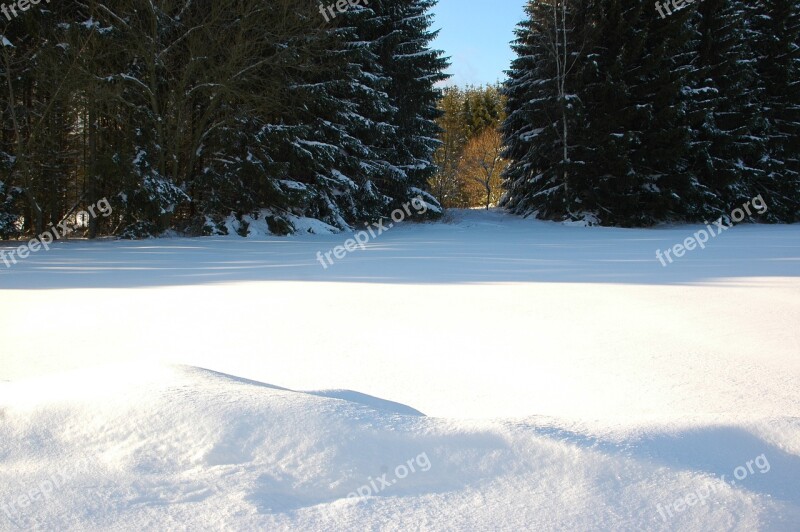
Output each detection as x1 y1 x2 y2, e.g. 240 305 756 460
1 209 798 531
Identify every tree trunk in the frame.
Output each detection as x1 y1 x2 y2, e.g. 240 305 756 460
88 106 98 239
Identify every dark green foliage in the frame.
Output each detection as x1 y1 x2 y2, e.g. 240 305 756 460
0 0 447 239
501 0 581 221
745 0 800 221
502 0 800 226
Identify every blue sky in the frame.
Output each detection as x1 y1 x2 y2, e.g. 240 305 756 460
430 0 527 87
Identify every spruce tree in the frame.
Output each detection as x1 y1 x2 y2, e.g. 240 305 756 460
503 0 705 226
371 0 449 211
1 0 447 239
686 0 767 219
501 0 583 220
568 0 638 223
620 1 696 224
746 0 800 221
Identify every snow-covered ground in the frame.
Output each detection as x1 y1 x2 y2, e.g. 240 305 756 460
1 209 798 530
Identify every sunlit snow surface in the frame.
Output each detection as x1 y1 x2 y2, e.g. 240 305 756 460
1 209 798 530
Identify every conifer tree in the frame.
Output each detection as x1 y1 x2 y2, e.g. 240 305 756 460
501 0 585 220
746 0 800 220
0 0 447 239
372 0 449 210
686 0 768 218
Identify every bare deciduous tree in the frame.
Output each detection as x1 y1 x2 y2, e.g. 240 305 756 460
458 128 508 210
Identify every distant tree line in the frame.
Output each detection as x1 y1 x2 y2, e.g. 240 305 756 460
430 85 508 208
0 0 447 239
503 0 800 226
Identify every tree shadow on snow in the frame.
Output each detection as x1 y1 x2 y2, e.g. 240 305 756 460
1 210 797 289
530 422 800 505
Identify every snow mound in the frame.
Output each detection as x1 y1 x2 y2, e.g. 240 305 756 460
1 363 798 530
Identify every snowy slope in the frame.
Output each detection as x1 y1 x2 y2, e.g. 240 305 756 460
1 364 798 531
0 209 799 530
